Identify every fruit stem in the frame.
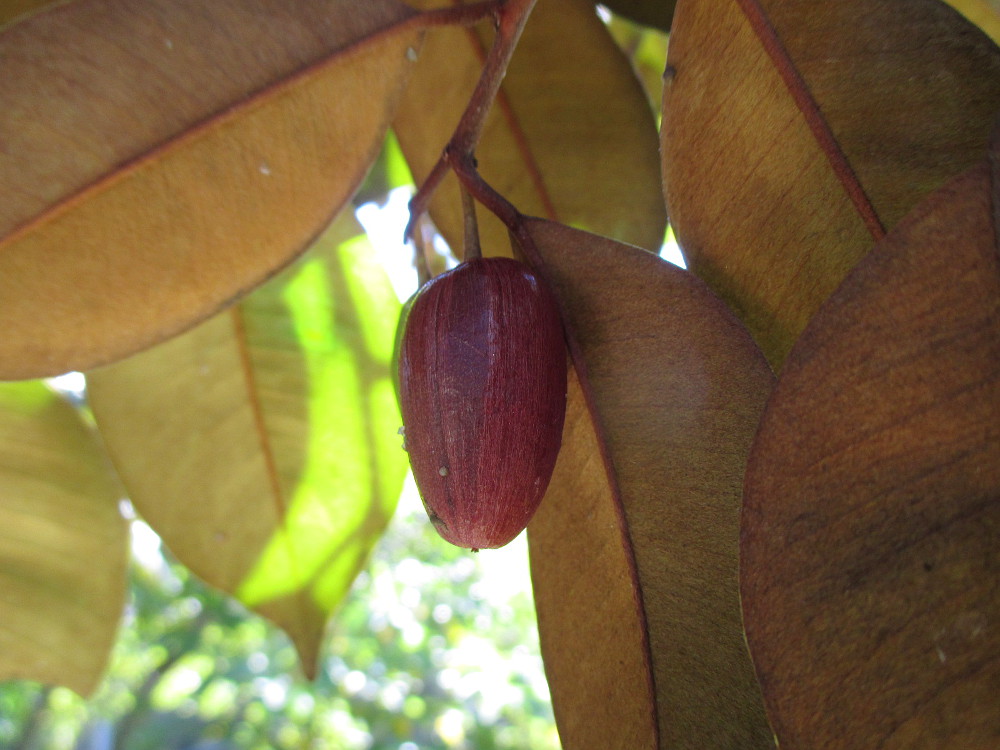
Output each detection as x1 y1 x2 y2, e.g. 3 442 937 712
460 185 482 260
411 215 433 287
451 154 522 242
405 0 537 242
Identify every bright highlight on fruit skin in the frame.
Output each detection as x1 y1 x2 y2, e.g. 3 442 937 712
397 257 567 550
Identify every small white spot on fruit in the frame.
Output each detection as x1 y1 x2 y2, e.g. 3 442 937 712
259 163 272 176
406 46 418 62
439 466 449 477
164 38 173 50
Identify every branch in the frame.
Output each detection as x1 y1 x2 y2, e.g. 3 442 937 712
460 185 482 260
405 0 538 242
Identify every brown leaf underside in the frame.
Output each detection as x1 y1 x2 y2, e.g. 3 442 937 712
529 370 658 750
661 0 1000 369
0 0 421 378
742 156 1000 748
525 219 775 749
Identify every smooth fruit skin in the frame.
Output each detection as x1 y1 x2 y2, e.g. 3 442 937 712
398 257 567 549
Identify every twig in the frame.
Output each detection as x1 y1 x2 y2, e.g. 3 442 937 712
405 0 538 242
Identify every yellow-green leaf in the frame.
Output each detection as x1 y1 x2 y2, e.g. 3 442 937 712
600 0 678 31
86 216 407 677
0 0 422 379
0 382 127 696
524 219 775 749
395 0 665 258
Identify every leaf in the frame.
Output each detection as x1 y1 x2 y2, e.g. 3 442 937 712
394 0 666 258
86 216 407 677
741 149 1000 747
599 0 678 31
0 382 127 696
0 0 423 379
523 219 775 749
661 0 1000 368
944 0 1000 44
0 0 56 26
603 14 671 111
353 130 415 206
528 372 658 749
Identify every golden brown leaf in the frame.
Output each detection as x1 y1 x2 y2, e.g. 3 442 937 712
395 0 666 259
529 371 658 750
0 0 422 379
661 0 1000 368
0 382 127 696
742 153 1000 747
524 219 775 749
0 0 56 26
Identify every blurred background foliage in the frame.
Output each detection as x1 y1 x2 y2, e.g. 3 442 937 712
0 489 559 750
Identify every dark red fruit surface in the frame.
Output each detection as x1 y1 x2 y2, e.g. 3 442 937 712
398 257 567 549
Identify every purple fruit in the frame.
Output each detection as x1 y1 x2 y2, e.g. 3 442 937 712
398 257 567 549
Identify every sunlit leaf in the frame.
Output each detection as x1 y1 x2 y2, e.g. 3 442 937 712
599 0 678 31
0 0 423 379
353 130 416 206
0 382 127 696
395 0 665 258
661 0 1000 368
742 150 1000 747
86 216 407 677
603 15 671 111
524 219 775 749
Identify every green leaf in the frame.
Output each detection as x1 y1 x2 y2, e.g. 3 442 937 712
599 0 678 31
354 130 416 206
86 215 407 677
0 382 127 696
